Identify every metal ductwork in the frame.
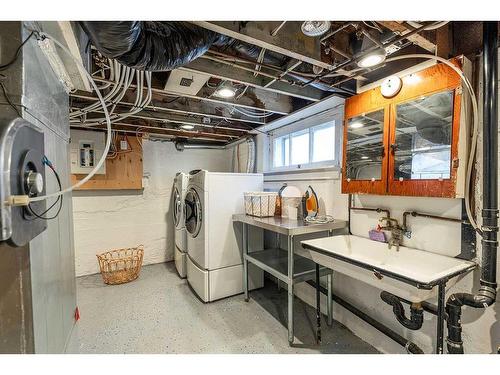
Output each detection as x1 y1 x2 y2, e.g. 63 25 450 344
174 136 252 151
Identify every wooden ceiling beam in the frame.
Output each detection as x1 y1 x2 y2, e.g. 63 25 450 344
191 21 332 69
377 21 437 53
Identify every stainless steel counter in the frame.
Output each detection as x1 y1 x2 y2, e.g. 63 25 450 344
232 214 348 236
234 213 347 345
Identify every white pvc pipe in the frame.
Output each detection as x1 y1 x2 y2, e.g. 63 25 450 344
28 31 112 203
384 54 480 232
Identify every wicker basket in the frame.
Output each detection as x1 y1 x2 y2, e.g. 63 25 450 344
96 245 144 285
244 192 277 217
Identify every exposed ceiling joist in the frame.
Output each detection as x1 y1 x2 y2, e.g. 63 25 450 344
71 92 267 126
70 123 233 141
171 86 292 115
377 21 436 53
87 76 292 115
147 98 265 126
79 109 252 134
191 21 332 70
180 59 324 101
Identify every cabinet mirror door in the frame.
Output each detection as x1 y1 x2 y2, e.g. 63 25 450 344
392 90 454 181
345 109 385 181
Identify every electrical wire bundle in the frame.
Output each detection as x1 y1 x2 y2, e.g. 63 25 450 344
26 156 63 220
106 131 140 159
69 58 153 126
305 215 335 224
227 105 275 119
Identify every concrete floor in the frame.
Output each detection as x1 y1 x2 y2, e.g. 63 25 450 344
67 262 378 354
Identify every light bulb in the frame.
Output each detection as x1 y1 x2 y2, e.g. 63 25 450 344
216 87 236 98
357 50 386 68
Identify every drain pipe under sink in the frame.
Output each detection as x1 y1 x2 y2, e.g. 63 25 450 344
307 281 424 354
445 21 499 354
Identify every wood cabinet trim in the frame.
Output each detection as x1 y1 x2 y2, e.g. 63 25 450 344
342 57 464 198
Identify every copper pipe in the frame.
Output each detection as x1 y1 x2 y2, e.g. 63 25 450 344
351 206 391 219
402 211 463 231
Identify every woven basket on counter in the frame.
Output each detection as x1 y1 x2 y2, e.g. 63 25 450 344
244 192 277 217
96 245 144 285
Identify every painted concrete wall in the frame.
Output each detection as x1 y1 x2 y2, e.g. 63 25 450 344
253 57 500 352
72 140 231 276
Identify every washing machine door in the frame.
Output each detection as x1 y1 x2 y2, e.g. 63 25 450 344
184 187 202 238
173 187 183 228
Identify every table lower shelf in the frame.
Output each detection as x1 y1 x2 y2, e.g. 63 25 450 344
245 248 331 284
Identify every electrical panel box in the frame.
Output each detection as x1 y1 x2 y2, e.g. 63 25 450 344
70 129 106 175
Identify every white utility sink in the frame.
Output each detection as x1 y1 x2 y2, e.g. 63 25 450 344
301 235 476 302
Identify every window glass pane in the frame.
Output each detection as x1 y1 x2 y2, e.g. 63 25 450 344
394 90 453 180
291 130 309 165
273 137 283 167
284 137 290 166
312 123 335 162
346 109 384 180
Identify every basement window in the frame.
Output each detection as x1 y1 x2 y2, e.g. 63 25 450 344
271 121 338 171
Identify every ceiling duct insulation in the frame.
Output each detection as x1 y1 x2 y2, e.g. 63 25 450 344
79 21 227 71
80 21 351 95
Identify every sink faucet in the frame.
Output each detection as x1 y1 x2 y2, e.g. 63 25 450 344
378 217 404 251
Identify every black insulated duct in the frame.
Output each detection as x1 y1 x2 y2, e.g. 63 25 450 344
380 291 424 330
80 21 352 95
79 21 227 71
445 21 499 354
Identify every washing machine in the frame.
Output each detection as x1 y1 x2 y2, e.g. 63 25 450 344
185 170 264 302
173 172 189 278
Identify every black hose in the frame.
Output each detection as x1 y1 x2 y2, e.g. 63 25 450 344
307 280 424 354
380 291 423 331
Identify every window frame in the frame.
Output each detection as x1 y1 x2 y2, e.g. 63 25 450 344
269 114 342 172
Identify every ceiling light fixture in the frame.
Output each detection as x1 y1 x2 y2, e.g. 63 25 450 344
215 86 236 98
301 21 331 37
357 48 387 68
180 124 195 130
349 122 364 129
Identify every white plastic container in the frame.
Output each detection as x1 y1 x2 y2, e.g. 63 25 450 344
281 185 302 219
244 192 277 217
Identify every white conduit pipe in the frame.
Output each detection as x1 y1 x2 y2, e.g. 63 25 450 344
28 31 112 203
384 54 480 232
76 71 152 125
69 60 123 118
245 137 255 173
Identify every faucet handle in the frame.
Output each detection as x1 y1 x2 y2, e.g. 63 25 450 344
404 229 412 239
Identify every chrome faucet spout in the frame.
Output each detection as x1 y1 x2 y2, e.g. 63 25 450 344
379 217 403 251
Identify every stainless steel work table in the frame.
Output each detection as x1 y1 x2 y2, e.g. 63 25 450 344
232 214 348 345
